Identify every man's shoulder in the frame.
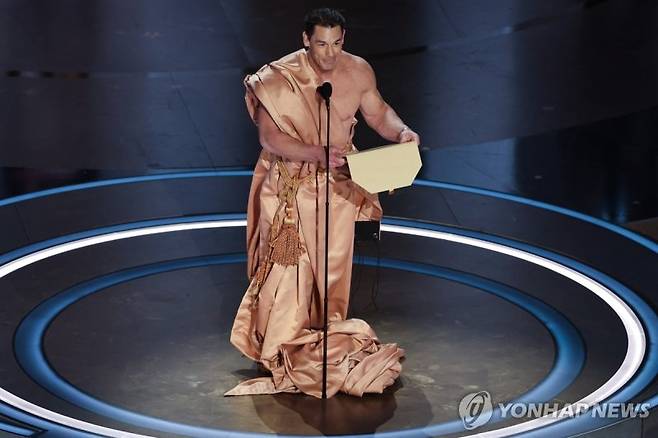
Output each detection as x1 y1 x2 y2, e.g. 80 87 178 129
342 52 372 72
341 52 375 87
247 49 305 89
272 48 306 66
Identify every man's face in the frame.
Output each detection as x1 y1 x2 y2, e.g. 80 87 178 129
303 25 345 73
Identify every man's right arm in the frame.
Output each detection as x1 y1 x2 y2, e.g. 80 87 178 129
256 106 345 167
256 106 322 162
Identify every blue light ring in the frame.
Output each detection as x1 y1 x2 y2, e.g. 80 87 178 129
14 252 583 437
0 167 654 434
0 170 654 256
359 256 586 403
0 417 36 436
3 214 654 436
411 179 658 255
382 218 658 435
383 217 657 332
0 401 94 438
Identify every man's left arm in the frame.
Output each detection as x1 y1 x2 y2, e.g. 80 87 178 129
358 60 421 145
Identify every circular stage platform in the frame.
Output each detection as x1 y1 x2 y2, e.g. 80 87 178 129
0 170 656 437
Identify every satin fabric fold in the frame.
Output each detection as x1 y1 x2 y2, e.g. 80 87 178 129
227 48 404 398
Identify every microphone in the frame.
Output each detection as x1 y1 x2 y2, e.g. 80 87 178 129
316 82 332 102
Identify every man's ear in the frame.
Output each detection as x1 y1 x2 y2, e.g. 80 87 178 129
302 31 310 49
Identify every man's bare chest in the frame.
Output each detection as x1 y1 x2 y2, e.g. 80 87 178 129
328 83 362 121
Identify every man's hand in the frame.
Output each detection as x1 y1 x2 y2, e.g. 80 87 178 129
312 144 346 168
398 126 421 146
327 145 346 168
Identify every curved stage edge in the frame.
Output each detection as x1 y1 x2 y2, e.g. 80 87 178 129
0 170 656 438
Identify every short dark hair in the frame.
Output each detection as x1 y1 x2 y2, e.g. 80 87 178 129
304 8 346 37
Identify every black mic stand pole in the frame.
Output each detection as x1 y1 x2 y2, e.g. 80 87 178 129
321 90 330 400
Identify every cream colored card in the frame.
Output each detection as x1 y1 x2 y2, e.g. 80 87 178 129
346 141 422 194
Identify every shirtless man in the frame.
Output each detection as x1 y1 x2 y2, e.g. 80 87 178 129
227 8 410 398
256 7 421 168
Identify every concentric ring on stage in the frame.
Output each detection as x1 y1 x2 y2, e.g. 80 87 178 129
13 251 585 437
0 170 657 437
0 213 652 437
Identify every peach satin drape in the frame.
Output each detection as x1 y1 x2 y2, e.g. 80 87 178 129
226 49 404 398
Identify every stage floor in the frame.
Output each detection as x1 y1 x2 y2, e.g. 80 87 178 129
0 172 656 437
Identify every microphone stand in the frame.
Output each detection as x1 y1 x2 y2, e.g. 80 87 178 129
321 90 330 400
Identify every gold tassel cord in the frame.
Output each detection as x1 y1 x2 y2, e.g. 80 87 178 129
267 161 313 266
270 221 304 266
249 160 314 309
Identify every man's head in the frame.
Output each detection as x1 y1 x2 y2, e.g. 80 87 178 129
302 8 346 73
